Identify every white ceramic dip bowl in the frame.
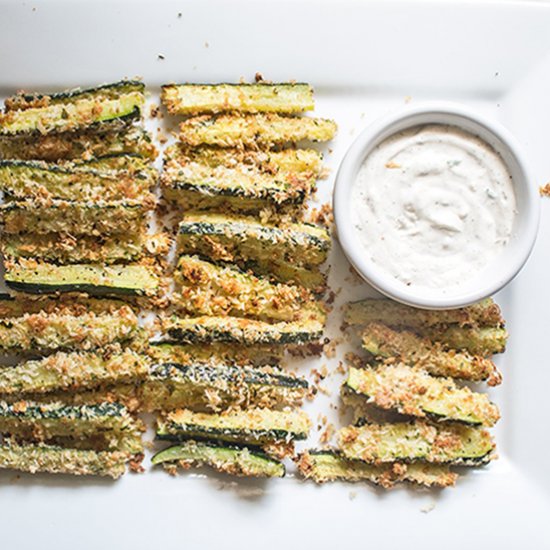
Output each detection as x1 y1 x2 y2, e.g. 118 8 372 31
333 102 540 309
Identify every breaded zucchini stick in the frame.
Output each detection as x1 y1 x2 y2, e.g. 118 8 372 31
152 441 285 478
174 255 325 323
343 364 500 426
362 323 502 385
162 315 324 346
0 308 144 351
0 198 154 235
0 350 148 395
337 421 495 465
0 127 157 162
296 450 457 488
0 441 129 478
2 232 170 265
178 113 337 148
161 83 314 115
156 407 311 445
345 298 504 329
165 144 323 176
141 362 309 412
4 259 160 297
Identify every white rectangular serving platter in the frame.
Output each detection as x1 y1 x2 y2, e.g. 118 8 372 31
0 1 550 548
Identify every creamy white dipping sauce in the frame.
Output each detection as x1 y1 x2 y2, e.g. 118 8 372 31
351 124 517 291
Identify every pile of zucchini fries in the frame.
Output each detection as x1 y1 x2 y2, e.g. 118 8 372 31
0 80 164 298
297 298 505 488
0 81 166 478
149 82 336 476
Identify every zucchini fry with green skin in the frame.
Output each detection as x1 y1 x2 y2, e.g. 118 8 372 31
0 350 148 396
425 325 508 357
178 113 337 148
344 365 500 427
163 315 324 346
157 407 310 446
296 450 457 488
0 308 144 352
161 83 314 115
152 441 285 478
0 81 145 136
178 212 330 266
337 421 495 465
162 157 312 213
362 323 502 385
5 259 160 297
0 441 129 478
0 198 154 236
0 400 144 454
148 341 283 367
165 144 323 176
345 298 504 329
0 127 157 162
2 232 170 265
141 362 309 412
0 159 156 201
175 255 324 323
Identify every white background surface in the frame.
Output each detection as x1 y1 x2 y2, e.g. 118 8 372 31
0 1 550 549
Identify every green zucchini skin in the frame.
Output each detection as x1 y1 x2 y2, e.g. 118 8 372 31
151 440 285 478
141 362 309 412
156 407 310 446
0 400 143 453
161 82 314 115
0 440 129 478
164 315 324 346
4 261 160 297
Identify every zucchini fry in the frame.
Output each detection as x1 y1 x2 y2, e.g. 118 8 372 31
0 400 144 453
362 323 502 385
345 298 504 329
337 421 495 465
2 232 170 265
0 127 157 162
0 308 143 352
0 81 145 136
178 212 329 266
163 315 324 346
0 158 155 201
152 441 285 478
157 407 311 445
165 144 323 176
148 341 283 367
4 259 160 297
296 450 457 488
174 255 325 323
0 350 148 395
344 364 500 426
178 113 337 148
162 157 312 212
0 198 154 235
161 83 314 115
0 440 128 478
141 362 309 412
